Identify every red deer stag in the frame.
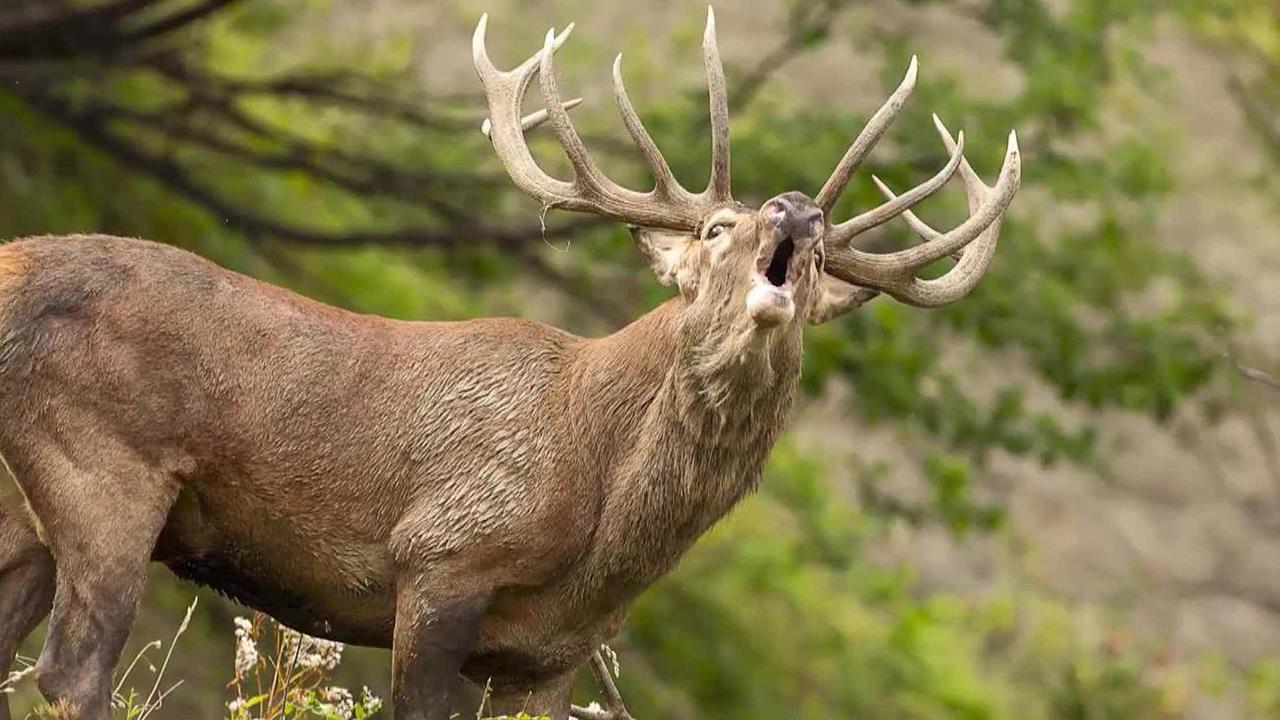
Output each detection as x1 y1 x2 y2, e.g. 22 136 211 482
0 9 1019 720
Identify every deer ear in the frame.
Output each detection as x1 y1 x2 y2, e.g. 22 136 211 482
629 225 698 294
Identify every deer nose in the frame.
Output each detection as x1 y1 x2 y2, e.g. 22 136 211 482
763 191 824 245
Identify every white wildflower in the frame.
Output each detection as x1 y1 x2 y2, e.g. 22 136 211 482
233 617 259 675
280 626 344 671
360 686 383 716
317 686 355 719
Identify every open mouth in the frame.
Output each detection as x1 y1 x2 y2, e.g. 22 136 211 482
764 237 795 287
748 235 804 326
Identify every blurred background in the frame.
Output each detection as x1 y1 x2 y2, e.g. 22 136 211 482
4 0 1280 717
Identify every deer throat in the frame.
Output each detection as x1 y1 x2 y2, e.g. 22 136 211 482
578 350 798 612
672 310 803 441
567 300 803 613
637 313 803 536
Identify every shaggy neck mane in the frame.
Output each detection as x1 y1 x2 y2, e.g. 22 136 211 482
568 296 803 607
672 294 795 442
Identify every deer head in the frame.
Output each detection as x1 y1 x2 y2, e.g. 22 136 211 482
474 8 1020 330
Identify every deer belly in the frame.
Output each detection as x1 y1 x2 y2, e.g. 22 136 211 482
154 488 398 646
463 629 601 686
159 549 396 646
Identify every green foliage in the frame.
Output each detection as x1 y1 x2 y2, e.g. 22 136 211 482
1248 659 1280 719
811 0 1226 492
622 444 1189 719
5 0 1279 719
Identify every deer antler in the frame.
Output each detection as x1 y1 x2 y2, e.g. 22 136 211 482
473 8 734 233
816 59 1021 308
477 14 1019 309
480 98 584 140
823 116 1020 307
815 56 920 215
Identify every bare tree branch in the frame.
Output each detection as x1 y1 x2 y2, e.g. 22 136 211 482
146 57 478 133
1227 73 1280 163
1236 360 1280 393
730 0 855 112
0 0 244 63
19 89 599 252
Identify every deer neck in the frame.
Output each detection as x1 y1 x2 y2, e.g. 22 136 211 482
570 296 802 601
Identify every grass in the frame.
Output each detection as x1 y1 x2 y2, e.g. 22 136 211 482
3 602 565 720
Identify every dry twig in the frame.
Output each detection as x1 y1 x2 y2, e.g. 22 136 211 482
570 647 636 720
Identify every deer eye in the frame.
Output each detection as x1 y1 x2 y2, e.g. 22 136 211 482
704 222 733 240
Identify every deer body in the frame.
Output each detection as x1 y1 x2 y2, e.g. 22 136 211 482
0 9 1020 720
0 233 801 715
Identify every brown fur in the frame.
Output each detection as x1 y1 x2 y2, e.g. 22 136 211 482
0 246 26 286
0 191 829 720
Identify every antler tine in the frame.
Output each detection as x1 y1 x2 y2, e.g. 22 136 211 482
539 28 625 197
931 114 987 210
475 14 718 231
473 16 575 99
870 175 941 241
473 17 578 207
823 129 1021 307
866 115 984 247
480 98 584 139
612 54 698 203
899 126 1018 306
827 130 964 246
703 6 731 201
815 56 918 213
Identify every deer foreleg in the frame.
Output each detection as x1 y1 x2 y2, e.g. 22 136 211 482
391 578 489 720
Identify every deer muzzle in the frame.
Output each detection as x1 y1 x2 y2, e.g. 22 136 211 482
747 192 823 327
